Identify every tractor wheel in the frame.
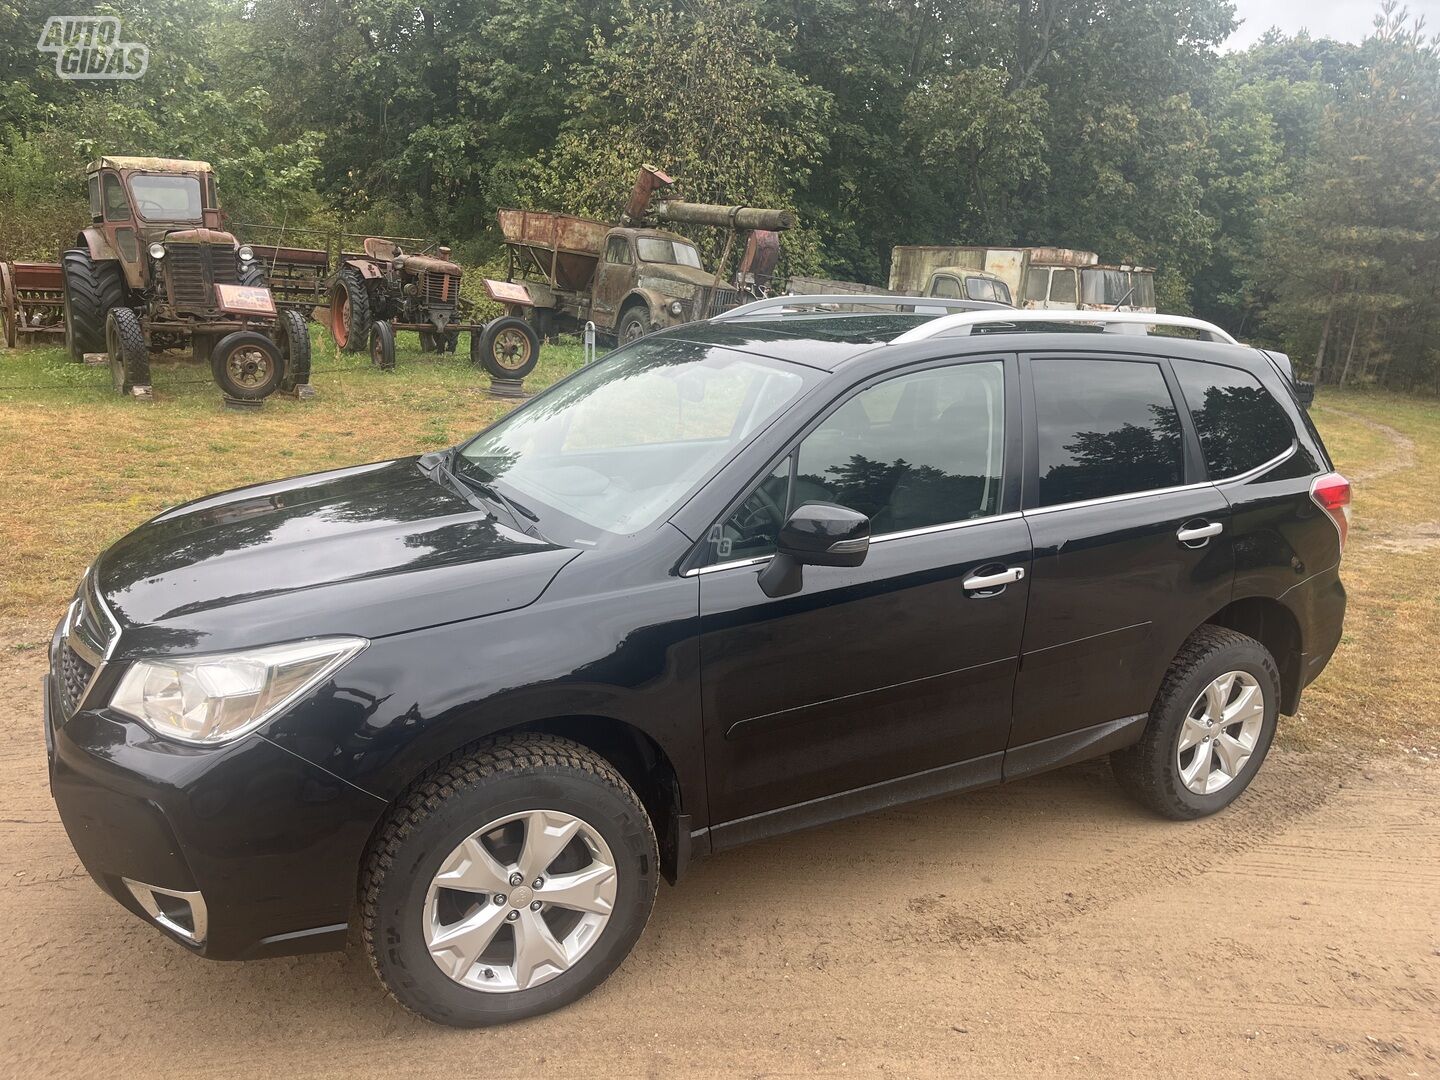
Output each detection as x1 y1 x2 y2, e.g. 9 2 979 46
105 307 149 395
370 320 396 370
61 249 126 361
274 309 312 389
328 267 370 353
1 263 18 349
239 258 266 288
211 331 285 400
617 305 651 345
473 316 540 381
419 329 459 353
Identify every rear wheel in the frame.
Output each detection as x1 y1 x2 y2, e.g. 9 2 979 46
361 734 658 1027
1112 626 1280 820
61 249 125 360
370 320 396 370
210 331 284 399
239 258 266 289
472 316 539 380
328 267 370 352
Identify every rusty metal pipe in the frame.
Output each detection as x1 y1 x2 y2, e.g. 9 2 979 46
655 201 796 231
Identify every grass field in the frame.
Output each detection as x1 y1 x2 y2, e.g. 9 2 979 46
1 329 1436 755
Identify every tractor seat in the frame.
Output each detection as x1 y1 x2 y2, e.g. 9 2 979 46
364 238 402 260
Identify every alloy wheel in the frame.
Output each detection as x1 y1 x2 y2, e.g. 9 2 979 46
1176 670 1265 795
424 809 618 994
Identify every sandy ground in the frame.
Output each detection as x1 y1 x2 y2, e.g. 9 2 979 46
1 642 1436 1079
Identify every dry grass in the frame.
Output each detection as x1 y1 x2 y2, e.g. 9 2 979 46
0 342 1436 755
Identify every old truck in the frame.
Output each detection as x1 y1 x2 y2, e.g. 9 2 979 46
493 165 793 343
786 268 1015 305
57 156 308 401
888 246 1156 313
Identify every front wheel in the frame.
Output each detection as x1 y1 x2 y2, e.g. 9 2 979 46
210 331 285 399
617 305 650 344
361 734 659 1027
370 320 396 370
1112 626 1280 820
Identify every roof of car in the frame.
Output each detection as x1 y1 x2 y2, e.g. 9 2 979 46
669 310 1268 375
86 156 213 175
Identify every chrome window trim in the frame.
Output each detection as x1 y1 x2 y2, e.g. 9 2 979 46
1209 442 1298 486
1022 480 1211 517
684 511 1023 576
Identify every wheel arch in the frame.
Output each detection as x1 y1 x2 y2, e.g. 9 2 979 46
75 227 119 263
619 289 665 327
1202 595 1305 714
366 714 692 887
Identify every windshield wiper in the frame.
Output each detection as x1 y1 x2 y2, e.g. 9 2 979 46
441 447 542 531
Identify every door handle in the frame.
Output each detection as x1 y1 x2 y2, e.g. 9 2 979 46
1176 521 1223 545
963 567 1025 591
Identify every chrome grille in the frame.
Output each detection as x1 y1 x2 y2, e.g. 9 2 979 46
422 269 459 307
697 287 744 319
164 243 239 308
58 644 94 717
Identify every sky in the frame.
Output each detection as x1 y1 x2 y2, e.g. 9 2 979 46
1224 0 1440 50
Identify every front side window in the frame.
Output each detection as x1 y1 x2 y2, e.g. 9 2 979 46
604 236 631 265
1022 268 1049 303
102 174 131 221
128 174 203 221
1033 358 1183 507
930 274 963 299
636 237 703 268
710 361 1006 563
1049 268 1077 304
1172 359 1295 478
458 340 808 539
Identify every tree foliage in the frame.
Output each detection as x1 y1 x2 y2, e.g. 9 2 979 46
1 0 1438 389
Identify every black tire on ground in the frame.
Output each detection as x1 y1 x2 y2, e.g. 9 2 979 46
419 330 459 353
105 307 149 393
61 249 126 360
361 733 659 1028
617 304 651 345
274 309 311 388
1111 625 1281 820
328 267 370 352
210 330 285 400
472 316 540 380
370 320 396 370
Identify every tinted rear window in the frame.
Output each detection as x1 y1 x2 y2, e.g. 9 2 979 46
1172 359 1295 478
1033 358 1183 507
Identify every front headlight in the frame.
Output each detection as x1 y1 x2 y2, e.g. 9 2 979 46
148 242 166 260
668 300 684 316
237 244 254 262
110 637 367 745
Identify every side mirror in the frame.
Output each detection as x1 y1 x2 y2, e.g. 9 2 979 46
758 503 870 598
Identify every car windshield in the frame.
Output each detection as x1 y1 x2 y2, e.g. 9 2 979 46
456 339 809 540
636 237 703 268
1082 268 1155 308
129 174 203 221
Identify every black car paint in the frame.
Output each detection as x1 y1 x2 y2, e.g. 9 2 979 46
45 321 1344 960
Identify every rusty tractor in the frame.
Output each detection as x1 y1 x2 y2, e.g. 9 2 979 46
327 238 541 382
56 156 309 402
492 165 793 345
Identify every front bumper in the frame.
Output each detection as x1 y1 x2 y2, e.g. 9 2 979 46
44 663 387 960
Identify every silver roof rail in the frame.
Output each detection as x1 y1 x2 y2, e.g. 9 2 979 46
710 294 990 321
888 308 1238 344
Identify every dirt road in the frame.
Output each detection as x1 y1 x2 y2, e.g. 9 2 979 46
2 643 1435 1079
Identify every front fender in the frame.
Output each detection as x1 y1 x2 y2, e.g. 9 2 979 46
77 227 118 263
626 288 672 327
342 258 385 281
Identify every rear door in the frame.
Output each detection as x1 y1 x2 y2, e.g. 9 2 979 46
1007 353 1234 766
697 355 1031 841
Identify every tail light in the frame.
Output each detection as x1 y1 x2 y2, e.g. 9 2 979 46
1310 471 1351 552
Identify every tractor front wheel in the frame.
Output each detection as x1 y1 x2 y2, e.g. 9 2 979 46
62 249 126 360
371 320 396 370
211 331 285 400
275 309 312 390
105 308 149 395
328 268 370 352
473 316 540 381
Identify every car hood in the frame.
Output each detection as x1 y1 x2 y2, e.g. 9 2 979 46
94 457 580 658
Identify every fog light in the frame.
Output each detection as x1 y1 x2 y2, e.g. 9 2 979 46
122 878 208 944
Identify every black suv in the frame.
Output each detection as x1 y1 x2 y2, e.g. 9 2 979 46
44 300 1348 1026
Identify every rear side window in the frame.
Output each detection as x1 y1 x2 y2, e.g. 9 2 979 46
1172 359 1295 478
1032 358 1183 507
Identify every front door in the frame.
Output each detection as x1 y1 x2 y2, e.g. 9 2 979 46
697 356 1031 843
1007 353 1234 760
589 234 634 330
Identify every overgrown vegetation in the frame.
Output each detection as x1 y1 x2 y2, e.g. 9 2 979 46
2 0 1438 389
